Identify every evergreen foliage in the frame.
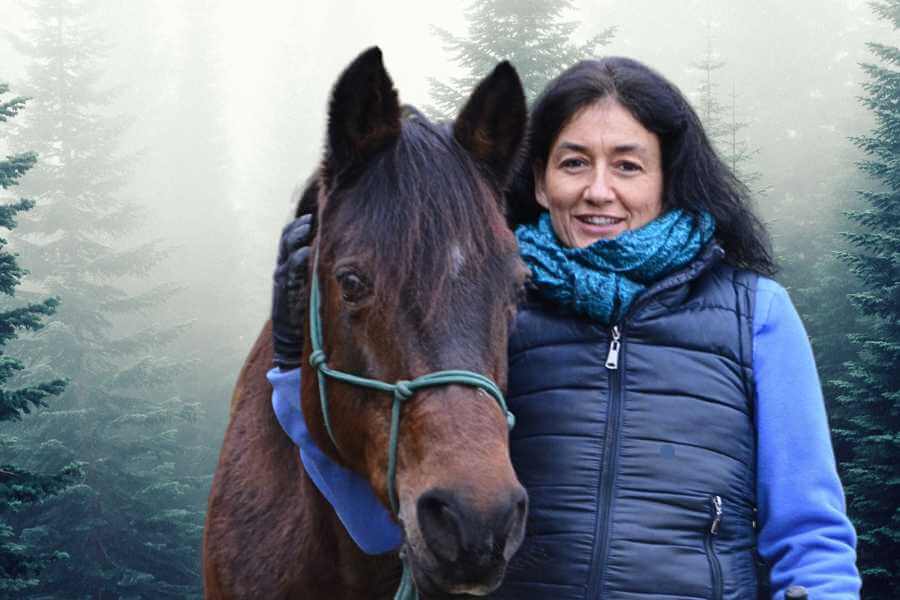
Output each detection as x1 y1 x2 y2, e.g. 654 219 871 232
687 30 866 445
4 2 207 596
428 0 615 118
148 0 251 429
690 31 765 195
830 1 900 595
0 81 75 595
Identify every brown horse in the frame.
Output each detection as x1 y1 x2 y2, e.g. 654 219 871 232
203 47 529 599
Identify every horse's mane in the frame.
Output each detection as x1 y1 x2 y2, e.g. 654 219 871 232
302 110 510 324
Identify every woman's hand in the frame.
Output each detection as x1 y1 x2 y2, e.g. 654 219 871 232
272 213 313 370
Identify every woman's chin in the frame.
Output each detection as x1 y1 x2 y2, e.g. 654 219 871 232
575 228 625 247
568 220 627 247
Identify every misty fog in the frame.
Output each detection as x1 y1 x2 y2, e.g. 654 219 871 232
0 0 896 596
0 0 892 375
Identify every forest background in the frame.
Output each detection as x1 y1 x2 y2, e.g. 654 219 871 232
0 0 897 598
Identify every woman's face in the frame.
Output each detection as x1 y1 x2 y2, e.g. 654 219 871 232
536 99 664 248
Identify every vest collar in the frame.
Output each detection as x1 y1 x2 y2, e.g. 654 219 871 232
621 241 725 322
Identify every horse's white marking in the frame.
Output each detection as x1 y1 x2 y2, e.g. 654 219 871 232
450 243 465 278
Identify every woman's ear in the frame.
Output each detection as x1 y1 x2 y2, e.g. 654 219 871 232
533 164 550 210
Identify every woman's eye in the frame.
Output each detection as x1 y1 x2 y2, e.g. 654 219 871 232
616 161 642 173
560 157 587 170
337 271 370 304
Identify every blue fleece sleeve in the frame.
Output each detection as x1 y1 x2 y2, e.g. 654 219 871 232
754 278 860 599
267 367 403 554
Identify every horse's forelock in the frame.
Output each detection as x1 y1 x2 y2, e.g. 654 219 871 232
319 115 513 323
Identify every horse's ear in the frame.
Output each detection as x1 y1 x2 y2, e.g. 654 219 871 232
324 47 401 185
453 61 526 189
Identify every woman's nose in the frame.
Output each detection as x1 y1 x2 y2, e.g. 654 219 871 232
584 167 615 204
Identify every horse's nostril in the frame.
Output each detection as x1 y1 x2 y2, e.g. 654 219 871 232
418 486 529 570
497 487 528 543
514 486 528 516
513 498 528 530
503 486 529 555
417 490 464 563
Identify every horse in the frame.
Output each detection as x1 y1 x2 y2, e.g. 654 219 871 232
203 47 529 599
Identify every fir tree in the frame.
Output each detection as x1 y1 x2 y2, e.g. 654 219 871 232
831 1 900 595
151 0 251 428
0 81 75 595
687 31 857 409
690 28 765 195
428 0 615 118
692 32 729 146
5 2 206 596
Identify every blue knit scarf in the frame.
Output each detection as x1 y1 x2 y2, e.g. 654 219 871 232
515 210 716 325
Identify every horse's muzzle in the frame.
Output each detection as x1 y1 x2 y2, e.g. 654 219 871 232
412 485 528 595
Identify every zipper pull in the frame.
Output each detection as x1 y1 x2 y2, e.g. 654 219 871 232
605 326 621 370
710 495 723 535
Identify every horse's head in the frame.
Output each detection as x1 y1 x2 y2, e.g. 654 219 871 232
301 47 528 596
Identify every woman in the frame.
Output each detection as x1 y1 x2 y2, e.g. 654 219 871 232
269 57 860 598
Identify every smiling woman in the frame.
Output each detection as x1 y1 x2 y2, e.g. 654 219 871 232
497 56 860 599
535 99 664 247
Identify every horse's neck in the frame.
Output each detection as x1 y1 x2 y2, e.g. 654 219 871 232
292 415 404 598
245 321 402 597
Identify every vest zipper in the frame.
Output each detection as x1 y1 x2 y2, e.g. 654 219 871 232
587 325 625 597
705 495 724 600
585 248 724 597
605 326 621 369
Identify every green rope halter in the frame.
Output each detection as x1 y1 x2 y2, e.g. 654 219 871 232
307 252 515 600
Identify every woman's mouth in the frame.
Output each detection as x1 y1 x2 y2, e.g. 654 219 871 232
574 214 625 239
576 215 621 225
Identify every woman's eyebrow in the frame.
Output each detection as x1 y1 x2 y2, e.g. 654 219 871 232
554 141 590 155
554 141 650 160
612 143 649 159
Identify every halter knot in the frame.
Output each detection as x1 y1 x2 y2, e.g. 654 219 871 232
308 349 327 369
394 380 414 401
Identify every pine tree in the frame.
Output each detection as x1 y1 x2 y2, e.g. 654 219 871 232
428 0 615 118
690 28 765 195
692 32 729 146
156 1 254 428
0 81 75 595
830 1 900 595
5 1 206 596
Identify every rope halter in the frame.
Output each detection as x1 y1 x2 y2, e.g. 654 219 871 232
307 254 516 515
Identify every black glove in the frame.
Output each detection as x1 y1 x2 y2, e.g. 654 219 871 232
272 213 313 370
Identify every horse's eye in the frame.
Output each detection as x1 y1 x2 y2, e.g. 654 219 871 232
336 270 370 304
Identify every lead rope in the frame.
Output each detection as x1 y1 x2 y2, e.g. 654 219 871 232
394 562 415 600
307 255 515 600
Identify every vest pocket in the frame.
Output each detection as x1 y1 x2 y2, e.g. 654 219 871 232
704 494 724 600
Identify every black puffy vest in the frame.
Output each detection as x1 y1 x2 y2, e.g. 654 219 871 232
491 245 761 600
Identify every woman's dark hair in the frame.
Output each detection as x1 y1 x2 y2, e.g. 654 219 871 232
508 56 776 276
